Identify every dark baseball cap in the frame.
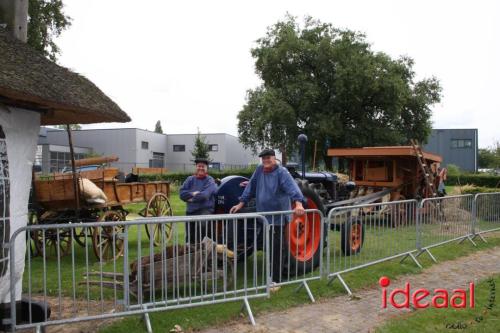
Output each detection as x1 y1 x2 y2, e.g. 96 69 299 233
258 148 275 157
194 158 209 165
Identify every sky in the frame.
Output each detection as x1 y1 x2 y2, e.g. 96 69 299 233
55 0 500 148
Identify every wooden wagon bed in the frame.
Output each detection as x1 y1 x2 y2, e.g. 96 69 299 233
34 169 170 211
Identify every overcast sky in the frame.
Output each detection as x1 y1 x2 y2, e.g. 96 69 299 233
55 0 499 148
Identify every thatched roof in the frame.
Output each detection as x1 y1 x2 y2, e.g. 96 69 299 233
0 29 130 125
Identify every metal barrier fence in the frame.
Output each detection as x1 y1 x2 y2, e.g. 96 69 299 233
474 192 500 237
326 200 421 295
5 193 500 332
8 213 269 332
416 195 476 262
265 209 324 302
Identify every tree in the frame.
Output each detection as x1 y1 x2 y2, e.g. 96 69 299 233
154 120 163 134
55 124 81 130
478 141 500 169
27 0 71 61
237 15 442 167
191 130 211 161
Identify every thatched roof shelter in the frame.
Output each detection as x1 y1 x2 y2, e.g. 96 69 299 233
0 29 130 125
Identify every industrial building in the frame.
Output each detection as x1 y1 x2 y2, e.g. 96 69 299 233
37 128 258 173
423 128 478 172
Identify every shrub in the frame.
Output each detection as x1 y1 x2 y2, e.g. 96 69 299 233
138 168 256 185
446 164 461 176
447 174 500 188
458 184 500 195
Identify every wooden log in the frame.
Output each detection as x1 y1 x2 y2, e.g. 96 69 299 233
74 155 119 167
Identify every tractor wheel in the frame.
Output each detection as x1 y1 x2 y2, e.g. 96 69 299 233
283 185 325 276
340 219 365 256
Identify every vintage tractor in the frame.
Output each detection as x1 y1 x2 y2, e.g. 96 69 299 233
213 135 364 277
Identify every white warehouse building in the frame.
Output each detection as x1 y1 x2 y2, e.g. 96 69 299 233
39 128 258 173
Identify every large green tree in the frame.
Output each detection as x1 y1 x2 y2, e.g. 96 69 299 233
238 16 441 166
28 0 71 61
478 142 500 169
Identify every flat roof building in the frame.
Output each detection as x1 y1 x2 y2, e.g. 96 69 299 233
37 128 258 173
423 129 478 172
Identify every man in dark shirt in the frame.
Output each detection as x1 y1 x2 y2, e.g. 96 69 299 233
179 158 217 243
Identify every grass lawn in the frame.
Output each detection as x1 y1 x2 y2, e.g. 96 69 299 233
376 274 499 333
99 234 500 333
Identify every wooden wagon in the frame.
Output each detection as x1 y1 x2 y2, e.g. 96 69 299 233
327 143 443 226
30 157 173 261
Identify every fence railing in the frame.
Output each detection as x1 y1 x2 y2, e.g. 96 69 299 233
326 200 421 294
7 213 269 332
264 209 324 302
4 193 500 332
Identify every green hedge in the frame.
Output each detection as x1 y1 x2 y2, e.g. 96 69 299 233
459 186 500 195
447 174 500 188
138 168 256 185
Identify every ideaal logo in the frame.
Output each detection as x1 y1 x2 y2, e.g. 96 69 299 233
379 276 474 309
379 276 496 330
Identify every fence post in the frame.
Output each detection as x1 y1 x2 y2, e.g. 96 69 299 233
416 200 422 252
471 195 477 236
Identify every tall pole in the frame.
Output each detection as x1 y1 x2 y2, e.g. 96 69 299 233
298 134 308 179
66 125 80 215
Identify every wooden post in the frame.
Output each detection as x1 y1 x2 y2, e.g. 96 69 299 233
66 125 80 214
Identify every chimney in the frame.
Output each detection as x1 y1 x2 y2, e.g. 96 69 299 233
0 0 28 42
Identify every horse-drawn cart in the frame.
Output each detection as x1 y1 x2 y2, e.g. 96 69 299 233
30 156 173 261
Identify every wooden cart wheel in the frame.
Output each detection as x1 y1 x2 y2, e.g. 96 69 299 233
73 227 90 247
144 193 173 246
33 223 72 258
92 210 125 261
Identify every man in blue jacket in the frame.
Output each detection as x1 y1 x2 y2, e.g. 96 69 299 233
229 148 305 281
179 158 217 243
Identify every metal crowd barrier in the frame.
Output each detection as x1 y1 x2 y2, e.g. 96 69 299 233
6 193 500 332
264 209 324 302
416 195 476 262
473 192 500 238
326 200 421 295
7 213 270 332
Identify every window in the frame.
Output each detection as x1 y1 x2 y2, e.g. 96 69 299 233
150 152 165 168
141 141 149 149
173 145 185 152
208 144 219 152
451 139 472 149
48 151 89 172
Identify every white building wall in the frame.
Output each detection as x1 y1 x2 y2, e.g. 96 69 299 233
46 129 138 172
135 130 168 169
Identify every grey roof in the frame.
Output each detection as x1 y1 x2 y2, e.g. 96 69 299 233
0 29 130 125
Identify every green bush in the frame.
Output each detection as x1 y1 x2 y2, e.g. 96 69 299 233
446 164 461 176
447 174 500 188
138 168 256 185
458 185 500 195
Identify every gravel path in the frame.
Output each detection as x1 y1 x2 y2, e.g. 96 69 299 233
200 245 500 333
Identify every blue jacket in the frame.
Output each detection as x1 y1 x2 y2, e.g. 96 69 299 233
179 175 217 214
240 165 304 223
